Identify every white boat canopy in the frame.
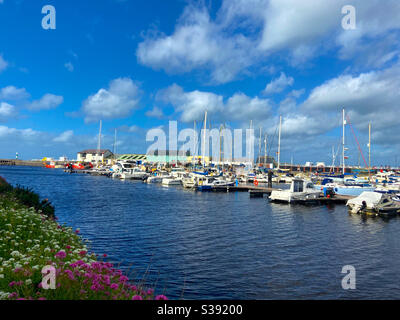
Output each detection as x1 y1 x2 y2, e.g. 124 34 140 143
346 191 383 209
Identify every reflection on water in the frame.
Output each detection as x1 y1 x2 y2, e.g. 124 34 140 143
1 166 400 299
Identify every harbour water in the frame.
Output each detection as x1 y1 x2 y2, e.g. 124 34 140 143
1 166 400 299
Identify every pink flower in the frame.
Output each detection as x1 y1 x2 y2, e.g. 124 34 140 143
147 289 154 295
55 250 67 259
132 295 143 300
155 295 168 300
8 292 18 299
110 283 119 290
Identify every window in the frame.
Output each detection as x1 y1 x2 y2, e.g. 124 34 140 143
293 180 303 192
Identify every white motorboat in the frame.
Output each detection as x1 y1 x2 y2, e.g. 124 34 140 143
182 174 198 188
111 161 136 179
346 191 400 217
147 171 170 183
162 171 186 186
269 179 321 203
120 167 149 180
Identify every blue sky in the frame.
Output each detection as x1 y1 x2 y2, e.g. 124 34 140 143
1 0 400 166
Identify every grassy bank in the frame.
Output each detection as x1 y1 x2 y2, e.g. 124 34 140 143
0 176 167 300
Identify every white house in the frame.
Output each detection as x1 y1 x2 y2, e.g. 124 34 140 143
77 149 113 164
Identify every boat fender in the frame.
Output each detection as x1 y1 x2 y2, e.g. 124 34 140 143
254 179 259 186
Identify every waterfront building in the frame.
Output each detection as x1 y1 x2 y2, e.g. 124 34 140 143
77 149 113 164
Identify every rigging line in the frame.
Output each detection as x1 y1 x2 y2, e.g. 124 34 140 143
346 114 368 168
267 124 278 158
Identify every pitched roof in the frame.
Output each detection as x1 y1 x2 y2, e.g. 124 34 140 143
117 154 147 160
78 149 111 154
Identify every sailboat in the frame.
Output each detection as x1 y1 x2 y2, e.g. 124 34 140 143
320 109 375 196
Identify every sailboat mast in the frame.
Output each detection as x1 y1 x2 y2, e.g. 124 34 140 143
219 124 223 165
264 133 267 166
277 116 282 170
248 120 253 166
369 122 371 181
193 121 196 166
202 111 207 167
113 128 117 156
342 109 345 175
258 127 262 166
97 120 102 164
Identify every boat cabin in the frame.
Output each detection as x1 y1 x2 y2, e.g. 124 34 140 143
290 179 315 193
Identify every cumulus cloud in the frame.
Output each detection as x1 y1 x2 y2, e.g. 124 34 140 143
81 77 140 123
0 54 8 73
0 102 16 122
145 106 164 119
0 86 30 101
53 130 74 143
0 125 39 139
28 94 64 111
137 0 400 83
262 72 294 95
118 125 140 133
301 64 400 123
157 84 272 123
137 4 258 84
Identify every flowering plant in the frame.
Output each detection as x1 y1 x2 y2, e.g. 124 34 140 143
0 184 167 300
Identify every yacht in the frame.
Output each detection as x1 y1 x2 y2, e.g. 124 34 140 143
120 167 149 180
146 171 171 183
269 179 321 203
162 171 186 186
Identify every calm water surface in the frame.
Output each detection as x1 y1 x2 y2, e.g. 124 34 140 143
1 166 400 299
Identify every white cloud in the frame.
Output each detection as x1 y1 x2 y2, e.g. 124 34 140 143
157 84 272 123
262 72 294 95
28 94 64 111
0 125 39 139
0 102 16 121
64 62 74 72
262 63 400 158
157 84 224 122
0 86 30 101
137 4 257 84
53 130 74 143
145 106 164 119
0 54 8 73
118 125 140 133
81 77 140 123
137 0 400 83
301 64 400 120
